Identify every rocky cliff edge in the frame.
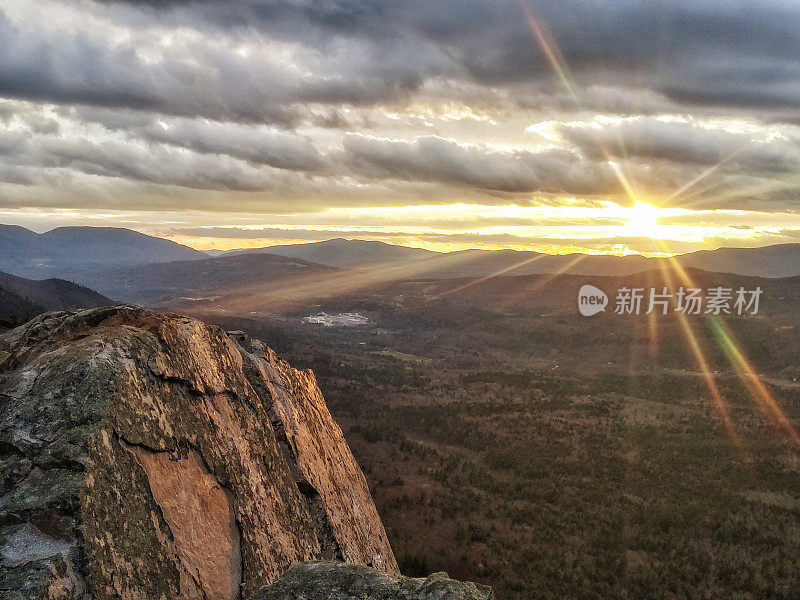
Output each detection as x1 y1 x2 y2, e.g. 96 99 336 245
0 306 400 599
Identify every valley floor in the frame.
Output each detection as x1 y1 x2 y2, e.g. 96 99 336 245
206 296 800 600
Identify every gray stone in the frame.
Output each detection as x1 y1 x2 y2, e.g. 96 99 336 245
253 562 495 600
0 307 399 599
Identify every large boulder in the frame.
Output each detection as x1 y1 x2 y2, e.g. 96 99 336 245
0 306 398 599
253 562 495 600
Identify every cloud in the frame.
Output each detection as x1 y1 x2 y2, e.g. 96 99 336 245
559 117 800 174
0 126 294 191
0 7 299 125
2 0 800 247
343 134 620 194
134 119 328 172
163 227 784 256
0 164 38 186
0 1 448 125
97 0 800 113
2 0 800 128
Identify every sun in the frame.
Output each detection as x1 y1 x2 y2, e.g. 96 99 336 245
625 202 661 237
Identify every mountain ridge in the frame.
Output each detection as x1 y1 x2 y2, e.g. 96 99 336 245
4 223 800 285
0 224 206 280
0 270 112 328
73 252 335 304
201 236 800 278
210 238 437 268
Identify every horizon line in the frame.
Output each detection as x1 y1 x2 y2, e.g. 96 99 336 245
4 221 799 259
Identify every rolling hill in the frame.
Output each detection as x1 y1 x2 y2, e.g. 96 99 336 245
53 236 800 312
206 237 800 278
0 286 41 328
0 270 113 328
393 248 651 278
381 244 800 279
4 224 800 308
677 243 800 278
210 238 437 267
75 252 336 304
0 225 206 280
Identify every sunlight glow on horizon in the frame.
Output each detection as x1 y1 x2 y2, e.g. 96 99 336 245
3 202 798 256
158 201 796 256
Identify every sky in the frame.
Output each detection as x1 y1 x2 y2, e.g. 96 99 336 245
1 0 800 255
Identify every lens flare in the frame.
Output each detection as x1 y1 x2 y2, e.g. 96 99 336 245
708 316 800 449
664 256 800 451
518 2 644 207
660 257 742 448
517 0 799 452
517 2 580 102
430 253 546 300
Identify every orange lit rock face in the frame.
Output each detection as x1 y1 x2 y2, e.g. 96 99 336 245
125 445 241 600
0 306 397 599
233 334 399 576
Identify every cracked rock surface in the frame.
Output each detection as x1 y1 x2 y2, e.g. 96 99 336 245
0 306 398 600
253 562 495 600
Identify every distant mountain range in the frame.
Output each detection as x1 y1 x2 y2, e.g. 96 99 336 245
0 270 112 327
385 244 800 279
4 225 800 307
676 244 800 278
0 225 206 280
208 238 437 268
202 237 800 278
75 253 334 304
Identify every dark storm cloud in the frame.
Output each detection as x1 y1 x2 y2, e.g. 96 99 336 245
2 0 800 218
101 0 800 112
0 3 447 125
0 8 299 124
67 107 156 131
40 139 269 191
1 0 799 123
4 104 634 200
343 134 621 194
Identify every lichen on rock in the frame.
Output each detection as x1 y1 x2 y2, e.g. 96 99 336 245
252 561 495 600
0 306 399 599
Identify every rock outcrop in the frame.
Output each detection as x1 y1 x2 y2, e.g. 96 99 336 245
253 562 495 600
0 306 399 599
